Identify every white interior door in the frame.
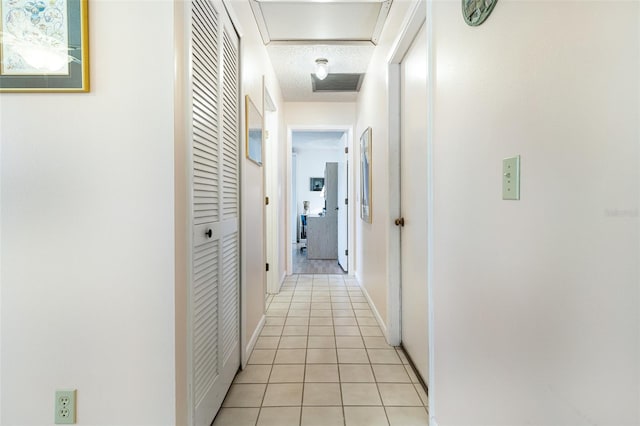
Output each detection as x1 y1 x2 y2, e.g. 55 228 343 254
337 134 348 271
190 1 240 424
400 22 429 384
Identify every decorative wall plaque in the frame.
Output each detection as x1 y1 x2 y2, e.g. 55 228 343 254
462 0 498 26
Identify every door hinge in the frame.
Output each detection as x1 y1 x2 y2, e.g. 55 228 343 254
265 196 270 205
345 249 348 256
265 130 270 140
345 198 348 205
344 147 348 154
266 263 270 272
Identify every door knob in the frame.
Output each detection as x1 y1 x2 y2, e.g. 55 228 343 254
394 218 405 227
205 229 213 238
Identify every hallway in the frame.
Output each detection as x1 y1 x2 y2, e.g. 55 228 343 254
213 274 428 426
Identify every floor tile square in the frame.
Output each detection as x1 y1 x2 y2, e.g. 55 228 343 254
332 302 351 309
307 335 336 348
335 326 360 336
222 384 266 407
332 296 350 303
274 349 306 364
213 408 260 426
309 326 334 336
309 316 333 326
311 302 331 309
248 349 276 364
268 303 290 311
282 325 309 336
305 364 339 382
265 316 286 326
356 317 378 326
269 364 305 383
334 317 359 326
354 309 374 318
301 406 344 426
333 309 355 317
360 326 383 337
260 326 283 337
291 302 311 310
341 383 382 405
279 336 308 349
372 364 411 383
257 407 301 426
385 406 429 425
344 406 389 426
336 336 365 348
378 384 422 406
367 349 402 364
352 303 370 310
310 309 332 317
338 348 370 363
350 296 367 303
255 336 280 349
364 336 391 349
233 365 271 383
306 348 337 363
339 364 375 382
266 309 288 317
262 383 303 406
415 384 429 406
303 382 342 406
285 317 309 326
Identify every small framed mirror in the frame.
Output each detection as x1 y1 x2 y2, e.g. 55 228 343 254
245 95 263 166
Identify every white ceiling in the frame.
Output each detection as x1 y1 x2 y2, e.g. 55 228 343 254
249 0 393 102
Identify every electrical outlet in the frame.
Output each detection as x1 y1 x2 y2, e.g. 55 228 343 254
55 390 76 424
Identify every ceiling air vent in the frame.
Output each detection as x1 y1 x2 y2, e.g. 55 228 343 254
311 73 364 93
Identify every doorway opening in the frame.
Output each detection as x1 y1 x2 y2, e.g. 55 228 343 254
288 129 352 275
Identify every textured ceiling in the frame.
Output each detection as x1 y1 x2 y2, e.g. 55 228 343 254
267 44 375 102
248 0 392 102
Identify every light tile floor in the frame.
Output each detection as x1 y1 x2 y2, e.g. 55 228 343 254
213 274 429 426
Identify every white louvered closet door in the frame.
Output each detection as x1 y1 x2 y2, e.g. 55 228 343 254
189 1 240 425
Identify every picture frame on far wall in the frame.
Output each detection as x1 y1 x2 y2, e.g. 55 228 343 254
0 0 90 92
245 95 263 166
360 127 372 223
310 177 324 192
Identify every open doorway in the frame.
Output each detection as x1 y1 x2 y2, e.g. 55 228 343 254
290 130 349 274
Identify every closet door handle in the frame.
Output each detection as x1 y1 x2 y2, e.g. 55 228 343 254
394 218 405 227
205 229 213 238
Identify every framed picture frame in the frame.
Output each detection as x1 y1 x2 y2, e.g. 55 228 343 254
309 177 324 192
0 0 90 92
245 95 263 166
360 127 372 223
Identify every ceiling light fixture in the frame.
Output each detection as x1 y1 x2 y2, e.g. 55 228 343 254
315 58 329 80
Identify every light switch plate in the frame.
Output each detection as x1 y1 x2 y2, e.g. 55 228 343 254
502 156 520 200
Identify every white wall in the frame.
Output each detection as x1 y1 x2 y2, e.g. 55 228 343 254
294 147 343 218
228 1 286 364
0 2 176 424
354 0 415 328
427 2 639 425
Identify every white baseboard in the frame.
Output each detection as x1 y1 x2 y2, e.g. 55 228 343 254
243 314 265 368
359 281 389 342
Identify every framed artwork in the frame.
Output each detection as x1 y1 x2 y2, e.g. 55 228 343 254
360 127 372 223
245 95 263 166
0 0 90 92
309 177 324 192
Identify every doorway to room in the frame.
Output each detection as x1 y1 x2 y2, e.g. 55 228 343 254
290 130 349 274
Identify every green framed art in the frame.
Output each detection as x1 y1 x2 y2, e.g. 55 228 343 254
0 0 89 92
